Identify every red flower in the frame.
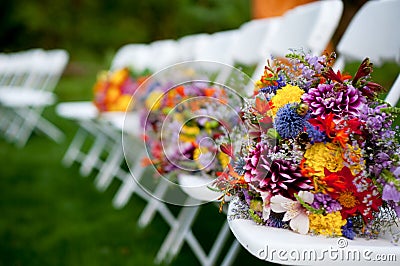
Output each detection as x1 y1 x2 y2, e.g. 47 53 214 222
323 167 382 221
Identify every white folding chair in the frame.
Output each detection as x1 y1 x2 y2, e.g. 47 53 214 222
230 17 282 67
0 49 69 147
248 0 344 95
333 0 400 71
177 33 210 62
110 43 154 72
385 73 400 107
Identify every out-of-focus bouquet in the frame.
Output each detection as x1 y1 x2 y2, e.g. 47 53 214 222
141 81 242 178
93 67 149 112
216 50 400 241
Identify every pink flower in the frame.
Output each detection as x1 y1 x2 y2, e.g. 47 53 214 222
270 191 314 234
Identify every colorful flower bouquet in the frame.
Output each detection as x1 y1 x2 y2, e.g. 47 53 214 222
216 50 400 241
93 67 149 112
141 81 242 179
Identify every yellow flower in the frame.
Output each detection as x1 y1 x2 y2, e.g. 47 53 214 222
218 152 230 169
145 90 164 110
110 68 129 86
179 125 200 142
270 84 304 117
304 142 344 177
106 86 121 103
110 95 132 112
309 211 346 236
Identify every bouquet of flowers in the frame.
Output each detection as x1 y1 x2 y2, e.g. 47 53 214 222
216 50 400 241
93 67 149 112
141 81 242 178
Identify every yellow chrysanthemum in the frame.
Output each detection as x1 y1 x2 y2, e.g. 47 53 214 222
110 68 129 85
106 86 121 103
304 142 344 177
145 90 164 110
218 151 230 169
270 84 304 117
309 211 346 236
109 95 131 112
179 125 200 142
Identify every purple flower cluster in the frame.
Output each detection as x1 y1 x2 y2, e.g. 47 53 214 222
302 83 365 119
311 193 342 213
360 104 400 177
288 54 326 89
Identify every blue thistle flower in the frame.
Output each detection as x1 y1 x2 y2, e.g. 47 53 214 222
305 122 327 144
266 212 288 228
274 103 307 139
342 218 356 240
234 157 246 175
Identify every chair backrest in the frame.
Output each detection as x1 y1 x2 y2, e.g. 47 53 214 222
0 49 44 87
148 39 182 72
110 43 154 72
193 29 238 67
24 49 69 92
0 49 68 92
247 0 343 95
177 33 210 62
334 0 400 70
265 0 343 57
385 73 400 106
230 17 282 66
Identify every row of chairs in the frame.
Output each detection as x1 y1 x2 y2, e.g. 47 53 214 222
56 1 347 265
0 48 69 147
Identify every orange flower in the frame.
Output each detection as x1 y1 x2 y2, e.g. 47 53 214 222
203 88 216 97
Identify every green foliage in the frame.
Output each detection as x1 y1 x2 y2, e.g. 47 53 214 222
0 0 251 57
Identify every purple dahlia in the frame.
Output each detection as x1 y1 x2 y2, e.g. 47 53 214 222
243 142 313 199
302 83 365 119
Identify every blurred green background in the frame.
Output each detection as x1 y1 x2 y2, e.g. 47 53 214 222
1 1 399 266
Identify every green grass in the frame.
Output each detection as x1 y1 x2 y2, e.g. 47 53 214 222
0 56 274 266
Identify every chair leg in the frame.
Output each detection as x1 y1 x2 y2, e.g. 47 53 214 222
111 150 147 208
62 127 88 167
13 107 64 147
203 222 232 266
79 133 107 176
95 142 124 191
155 197 201 264
220 240 241 266
137 178 171 228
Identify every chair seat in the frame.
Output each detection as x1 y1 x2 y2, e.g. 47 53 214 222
227 196 400 265
0 87 56 107
100 111 141 136
56 101 98 120
177 173 223 202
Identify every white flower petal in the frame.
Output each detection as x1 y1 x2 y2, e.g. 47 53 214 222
282 207 300 221
262 206 271 221
270 195 290 213
298 190 314 204
290 212 310 234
